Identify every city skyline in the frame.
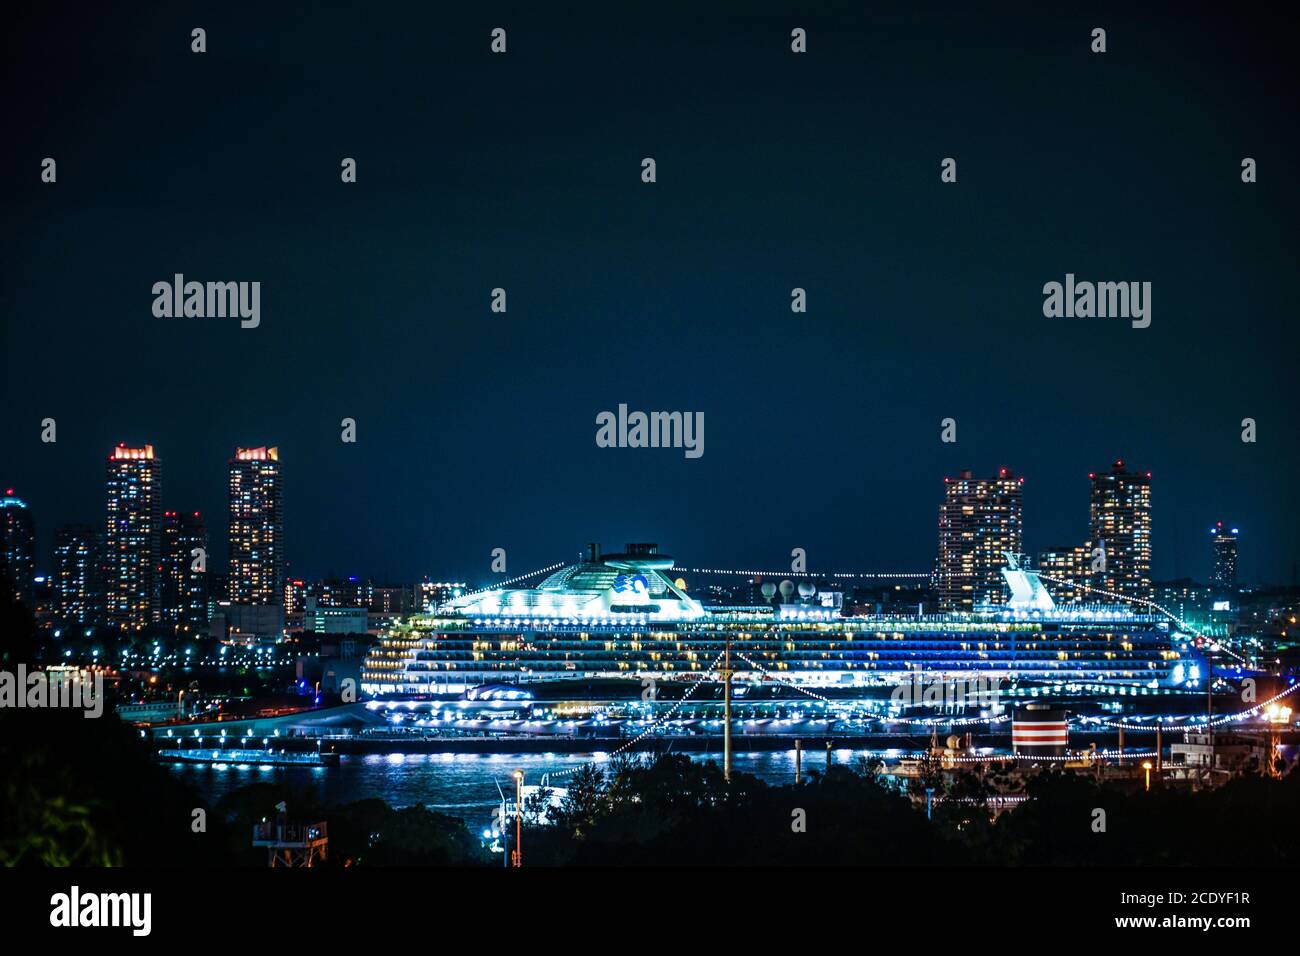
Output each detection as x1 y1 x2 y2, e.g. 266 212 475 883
0 442 1277 603
3 5 1297 593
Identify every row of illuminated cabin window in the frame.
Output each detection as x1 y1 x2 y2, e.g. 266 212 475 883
361 647 1179 670
369 636 1165 656
377 626 1161 649
362 656 1171 675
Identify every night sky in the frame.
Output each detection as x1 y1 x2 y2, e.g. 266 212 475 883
3 2 1297 587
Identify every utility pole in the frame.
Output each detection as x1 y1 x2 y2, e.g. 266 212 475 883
511 770 523 867
1118 724 1124 766
722 638 733 783
1155 723 1162 774
1201 648 1215 786
794 739 802 784
1205 649 1214 747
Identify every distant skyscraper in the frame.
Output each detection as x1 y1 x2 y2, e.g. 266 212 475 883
106 444 162 632
53 524 102 626
1088 460 1152 600
206 569 229 620
315 576 370 608
1 489 36 608
228 447 283 605
935 468 1023 610
1036 544 1091 603
162 510 209 629
1210 522 1239 596
1154 579 1213 619
283 577 308 615
371 585 415 614
418 580 466 610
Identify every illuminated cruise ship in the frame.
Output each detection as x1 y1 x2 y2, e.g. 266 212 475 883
361 544 1197 698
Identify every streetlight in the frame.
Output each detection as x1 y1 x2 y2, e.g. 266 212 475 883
1141 760 1153 792
511 770 524 868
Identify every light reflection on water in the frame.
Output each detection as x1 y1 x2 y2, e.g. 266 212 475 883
167 749 887 820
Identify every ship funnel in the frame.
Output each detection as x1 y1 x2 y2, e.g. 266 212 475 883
1002 555 1056 611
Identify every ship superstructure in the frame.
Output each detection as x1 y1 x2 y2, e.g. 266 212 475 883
362 544 1193 697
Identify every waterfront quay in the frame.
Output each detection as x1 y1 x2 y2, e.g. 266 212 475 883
144 683 1294 759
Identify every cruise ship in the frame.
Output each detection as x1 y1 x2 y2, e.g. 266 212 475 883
361 544 1198 698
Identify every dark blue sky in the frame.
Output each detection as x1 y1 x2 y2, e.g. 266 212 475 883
3 2 1297 587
